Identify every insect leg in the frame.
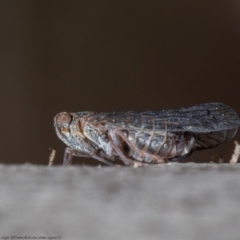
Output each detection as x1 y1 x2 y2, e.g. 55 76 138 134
91 154 115 166
63 147 115 166
98 142 145 167
98 149 117 162
63 147 100 166
113 129 165 163
108 130 134 166
109 141 134 165
63 147 74 166
98 148 142 167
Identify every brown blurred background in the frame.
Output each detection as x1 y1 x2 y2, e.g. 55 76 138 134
0 1 240 165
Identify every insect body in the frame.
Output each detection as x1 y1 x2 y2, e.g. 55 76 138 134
54 103 240 166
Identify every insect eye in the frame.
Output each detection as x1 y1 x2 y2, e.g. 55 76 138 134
55 112 73 133
56 112 72 125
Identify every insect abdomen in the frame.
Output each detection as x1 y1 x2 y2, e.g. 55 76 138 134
126 130 195 163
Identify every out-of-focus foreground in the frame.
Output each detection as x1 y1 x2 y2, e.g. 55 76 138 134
0 163 240 240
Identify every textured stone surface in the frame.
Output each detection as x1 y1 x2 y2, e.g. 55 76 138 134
0 163 240 240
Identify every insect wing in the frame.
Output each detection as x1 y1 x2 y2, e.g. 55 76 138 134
85 103 240 151
87 103 240 133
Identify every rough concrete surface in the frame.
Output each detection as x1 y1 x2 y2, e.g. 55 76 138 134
0 163 240 240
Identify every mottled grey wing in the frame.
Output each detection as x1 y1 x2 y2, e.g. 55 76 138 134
89 102 240 150
99 103 240 132
193 129 238 150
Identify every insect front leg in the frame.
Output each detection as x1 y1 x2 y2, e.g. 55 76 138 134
63 147 74 166
63 147 115 166
63 147 94 166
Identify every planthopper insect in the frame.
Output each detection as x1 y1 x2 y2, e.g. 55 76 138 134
54 102 240 166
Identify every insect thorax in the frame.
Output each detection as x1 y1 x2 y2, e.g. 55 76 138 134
82 123 111 155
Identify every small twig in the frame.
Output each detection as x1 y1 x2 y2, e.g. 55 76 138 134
230 141 240 165
48 146 56 166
